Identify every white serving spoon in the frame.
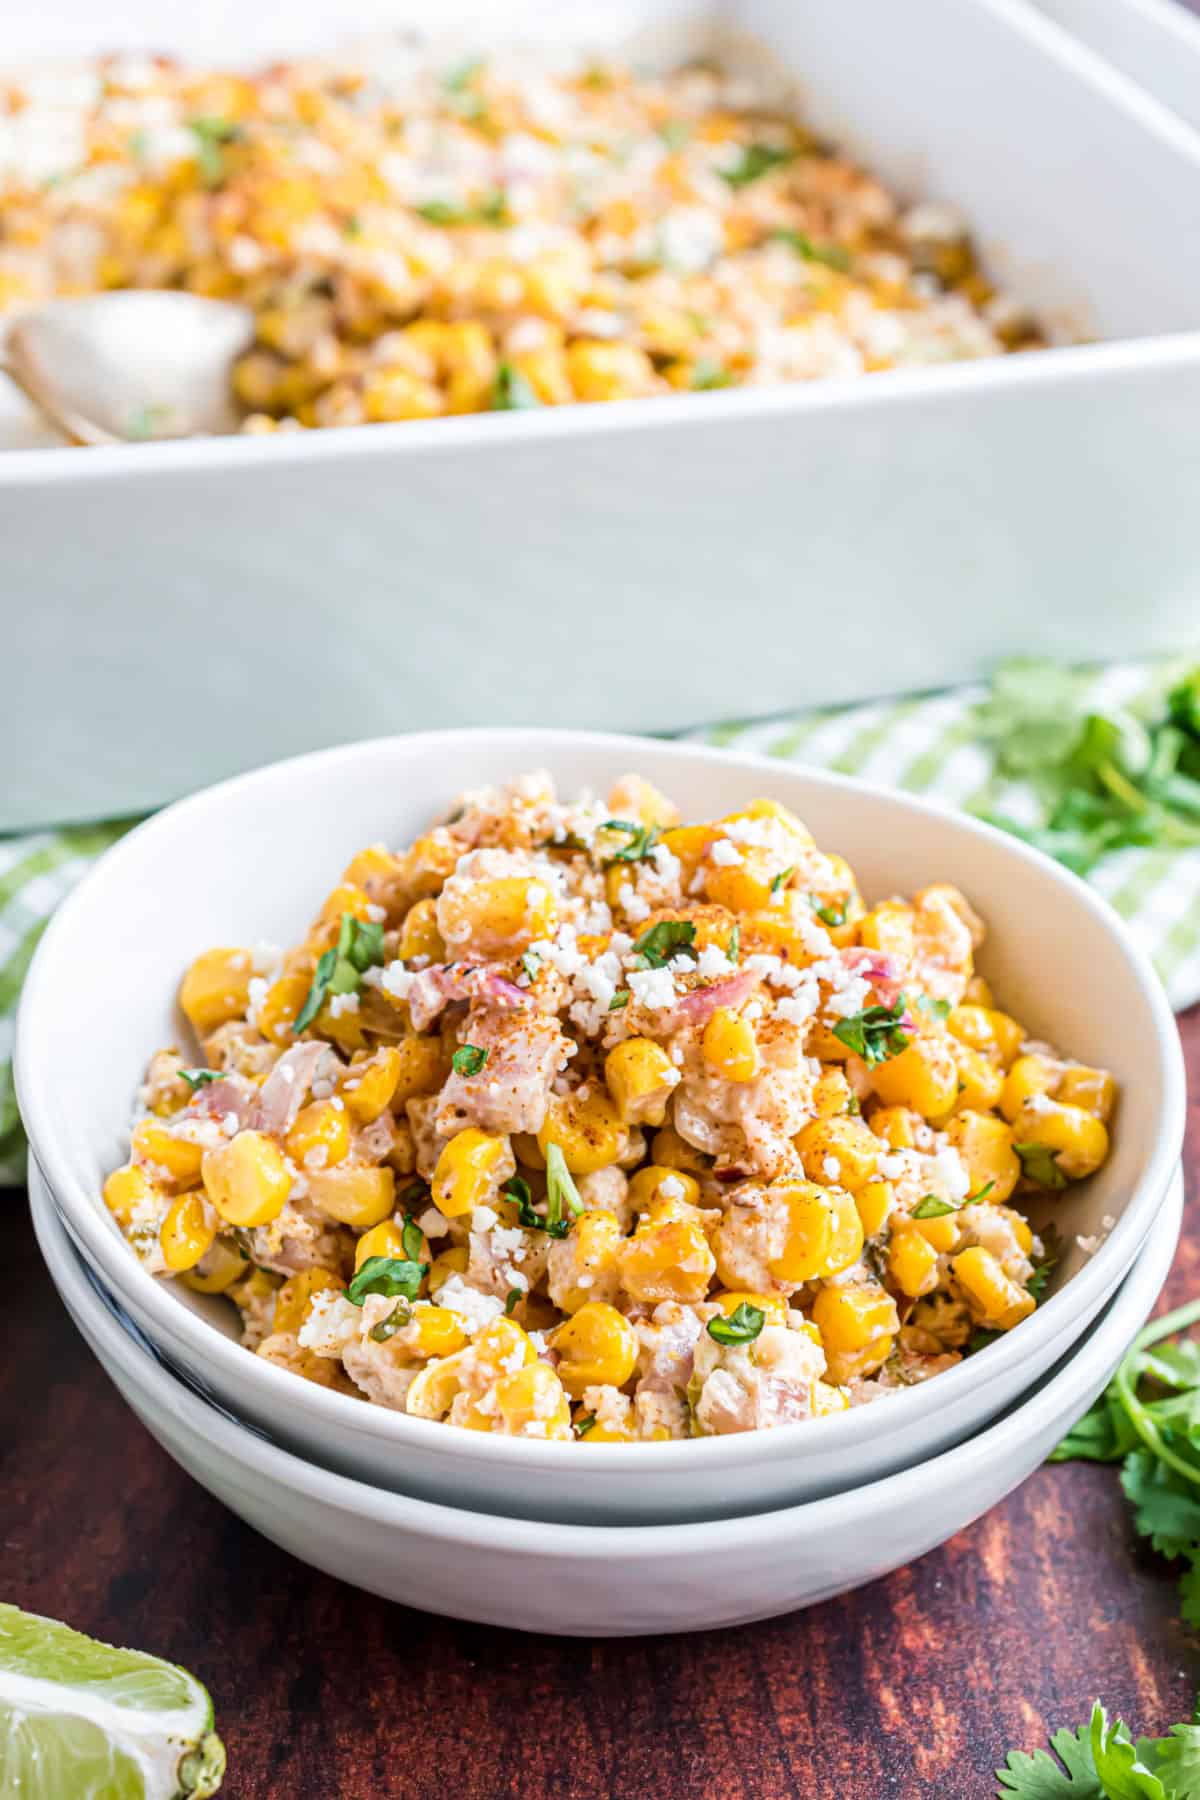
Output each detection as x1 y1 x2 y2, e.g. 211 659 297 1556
1 290 256 445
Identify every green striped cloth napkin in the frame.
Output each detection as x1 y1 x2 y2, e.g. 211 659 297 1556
3 658 1198 1187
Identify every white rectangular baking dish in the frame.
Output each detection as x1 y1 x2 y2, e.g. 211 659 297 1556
4 0 1200 830
1034 0 1200 133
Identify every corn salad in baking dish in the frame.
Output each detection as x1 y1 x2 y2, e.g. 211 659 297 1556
102 772 1116 1442
0 46 1042 436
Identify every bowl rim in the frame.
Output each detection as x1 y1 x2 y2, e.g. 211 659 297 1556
29 1154 1182 1553
15 726 1188 1475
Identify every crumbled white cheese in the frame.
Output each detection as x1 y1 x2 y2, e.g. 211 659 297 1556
627 965 677 1010
436 1274 505 1334
696 944 734 978
618 882 651 924
297 1292 361 1356
246 976 269 1026
708 837 743 867
328 992 360 1018
375 961 416 1002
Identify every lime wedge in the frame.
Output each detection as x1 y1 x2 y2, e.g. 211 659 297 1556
0 1604 225 1798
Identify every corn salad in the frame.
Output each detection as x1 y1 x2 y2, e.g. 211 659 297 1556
103 771 1116 1442
0 46 1042 437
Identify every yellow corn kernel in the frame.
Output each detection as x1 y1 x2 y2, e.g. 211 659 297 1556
964 975 995 1007
202 1131 292 1227
811 1070 854 1118
576 1414 635 1443
1000 1054 1059 1123
765 1180 860 1285
433 1128 513 1217
552 1302 639 1396
538 1090 628 1175
473 1316 537 1372
390 1035 447 1104
619 1218 716 1304
273 1266 346 1335
701 1007 761 1082
606 775 680 830
256 970 312 1046
342 1047 403 1125
131 1120 205 1187
317 882 375 930
494 1362 573 1439
657 823 719 888
910 1211 959 1254
605 1038 680 1126
947 1005 1025 1069
811 1282 899 1356
158 1192 217 1272
869 1036 960 1119
1058 1065 1118 1124
713 1289 789 1329
627 1165 701 1215
943 1110 1020 1203
227 1266 281 1318
552 1210 624 1315
858 900 914 963
566 339 655 402
511 343 573 405
436 875 557 957
950 1040 1005 1113
795 1116 881 1193
362 367 443 423
397 897 446 963
887 1225 940 1299
704 851 784 916
996 1206 1034 1254
395 1306 464 1359
867 1106 921 1150
308 1163 397 1228
179 947 253 1037
354 1217 423 1271
825 1338 896 1383
812 1380 850 1416
952 1246 1035 1329
341 846 409 920
427 1245 469 1295
405 1350 469 1419
854 1179 894 1239
181 1238 248 1295
285 1100 350 1171
1014 1099 1110 1182
649 1126 710 1174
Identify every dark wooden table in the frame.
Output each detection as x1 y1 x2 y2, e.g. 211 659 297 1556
2 1008 1196 1799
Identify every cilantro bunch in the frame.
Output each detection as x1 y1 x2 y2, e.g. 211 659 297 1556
973 660 1200 875
997 1300 1200 1796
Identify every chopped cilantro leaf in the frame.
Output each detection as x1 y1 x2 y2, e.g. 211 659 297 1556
915 994 951 1021
831 997 910 1067
632 919 697 968
721 142 796 187
502 1174 570 1240
544 1143 584 1237
575 1411 599 1436
346 1255 427 1307
188 116 241 188
1016 1142 1069 1191
504 1287 522 1316
815 900 847 928
370 1300 412 1342
727 924 740 964
419 190 509 227
692 359 732 390
293 912 385 1034
707 1302 765 1347
179 1068 219 1091
608 989 630 1011
770 867 795 898
769 227 851 271
600 819 660 865
912 1180 994 1220
401 1214 425 1262
521 950 544 982
492 360 542 410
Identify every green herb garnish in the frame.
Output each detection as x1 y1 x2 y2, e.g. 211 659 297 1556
632 919 697 968
691 360 732 390
452 1045 488 1077
544 1143 584 1237
769 228 851 270
727 924 741 964
575 1412 599 1436
831 997 910 1068
912 1180 995 1220
346 1255 428 1307
418 190 509 227
972 658 1200 875
521 950 544 982
915 994 951 1021
600 819 660 865
1016 1142 1069 1191
293 912 385 1034
492 360 542 410
504 1287 522 1316
179 1068 219 1091
401 1214 425 1261
999 1299 1200 1795
707 1302 766 1347
721 142 796 187
815 900 847 928
1026 1227 1061 1303
188 116 241 188
370 1300 412 1342
608 989 630 1011
501 1174 572 1240
770 867 795 898
658 120 691 151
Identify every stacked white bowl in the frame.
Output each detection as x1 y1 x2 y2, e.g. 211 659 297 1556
16 732 1188 1635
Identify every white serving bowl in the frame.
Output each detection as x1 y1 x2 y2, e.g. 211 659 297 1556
29 1158 1182 1637
16 731 1186 1525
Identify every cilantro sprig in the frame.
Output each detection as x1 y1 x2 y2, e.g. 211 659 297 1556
721 142 796 187
973 658 1200 875
179 1067 219 1092
1016 1142 1069 1191
631 919 697 968
831 996 910 1067
769 227 851 271
599 819 660 865
998 1300 1200 1795
293 912 385 1034
492 361 541 410
912 1181 995 1220
501 1152 583 1240
346 1254 428 1308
